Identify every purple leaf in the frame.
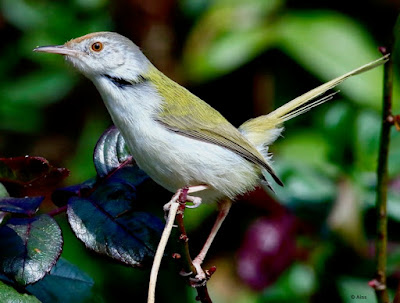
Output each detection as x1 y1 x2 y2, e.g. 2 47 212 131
237 213 297 290
0 196 44 215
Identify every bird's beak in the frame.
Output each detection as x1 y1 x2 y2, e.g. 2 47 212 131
33 45 84 57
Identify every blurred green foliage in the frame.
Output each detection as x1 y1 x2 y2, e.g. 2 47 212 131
0 0 112 132
1 0 400 302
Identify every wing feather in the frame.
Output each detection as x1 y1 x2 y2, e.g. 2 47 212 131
150 69 283 186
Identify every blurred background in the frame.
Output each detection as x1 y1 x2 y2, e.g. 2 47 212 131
1 0 400 302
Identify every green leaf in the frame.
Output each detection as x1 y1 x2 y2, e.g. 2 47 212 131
0 281 41 303
388 130 400 177
337 276 377 303
273 160 336 223
318 101 356 164
384 191 400 223
275 164 336 204
261 263 316 302
0 215 63 285
0 0 45 30
0 70 76 106
362 185 400 223
274 130 332 171
183 0 282 81
0 103 43 133
354 111 380 172
94 126 132 178
352 108 400 184
278 11 385 109
0 183 9 198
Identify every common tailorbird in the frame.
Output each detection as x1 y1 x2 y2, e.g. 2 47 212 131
34 32 388 280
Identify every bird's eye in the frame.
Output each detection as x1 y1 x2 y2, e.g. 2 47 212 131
91 42 103 52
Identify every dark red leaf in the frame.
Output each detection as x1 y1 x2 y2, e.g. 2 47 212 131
0 156 69 197
237 213 297 290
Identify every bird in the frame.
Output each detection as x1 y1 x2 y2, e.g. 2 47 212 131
34 31 388 280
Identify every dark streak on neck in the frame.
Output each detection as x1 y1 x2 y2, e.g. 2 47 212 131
103 74 147 88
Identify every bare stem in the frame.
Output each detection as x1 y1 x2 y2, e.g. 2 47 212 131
175 203 213 303
393 281 400 303
374 48 393 303
175 203 197 275
48 205 67 217
148 196 180 303
148 186 213 303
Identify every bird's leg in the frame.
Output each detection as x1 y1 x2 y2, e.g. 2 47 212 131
163 185 230 283
192 198 232 281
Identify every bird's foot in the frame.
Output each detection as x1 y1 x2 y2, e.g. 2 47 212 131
192 258 207 282
163 185 208 216
180 265 207 287
163 189 182 219
185 257 216 287
183 185 208 208
185 196 202 208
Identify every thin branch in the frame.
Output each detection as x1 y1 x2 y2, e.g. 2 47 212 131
373 47 393 303
394 281 400 303
147 185 213 303
175 202 213 303
175 202 197 276
48 205 67 217
148 194 180 303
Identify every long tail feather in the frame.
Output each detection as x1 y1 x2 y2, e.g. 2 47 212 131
279 90 339 123
239 54 389 147
265 54 389 123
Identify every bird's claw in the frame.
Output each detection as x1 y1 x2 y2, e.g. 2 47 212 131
180 264 216 287
185 196 202 208
188 265 217 287
179 270 193 277
163 187 204 219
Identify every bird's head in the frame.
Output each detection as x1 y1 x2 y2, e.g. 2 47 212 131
34 32 150 81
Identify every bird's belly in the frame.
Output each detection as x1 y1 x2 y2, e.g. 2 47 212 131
121 123 261 203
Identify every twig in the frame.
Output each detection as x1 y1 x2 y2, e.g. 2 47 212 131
148 193 180 303
175 202 197 276
147 185 212 303
175 203 213 303
393 281 400 303
48 205 67 217
373 47 393 303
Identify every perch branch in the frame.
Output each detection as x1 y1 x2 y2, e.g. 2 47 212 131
148 185 212 303
373 47 393 303
175 201 213 303
148 191 181 303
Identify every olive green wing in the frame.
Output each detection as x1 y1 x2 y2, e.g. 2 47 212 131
152 72 283 186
